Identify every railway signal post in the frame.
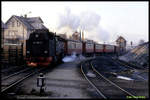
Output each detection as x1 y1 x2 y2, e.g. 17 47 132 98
37 73 45 94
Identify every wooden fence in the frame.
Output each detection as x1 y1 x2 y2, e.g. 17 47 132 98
0 44 24 65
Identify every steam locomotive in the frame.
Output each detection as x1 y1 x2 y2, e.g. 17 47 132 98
26 29 119 67
26 29 66 67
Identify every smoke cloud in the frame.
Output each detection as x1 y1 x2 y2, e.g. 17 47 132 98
79 11 101 31
96 27 110 42
57 7 80 34
56 7 110 42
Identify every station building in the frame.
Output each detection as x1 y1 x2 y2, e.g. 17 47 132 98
116 36 127 54
4 15 48 56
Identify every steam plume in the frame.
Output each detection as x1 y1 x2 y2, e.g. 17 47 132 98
56 7 110 42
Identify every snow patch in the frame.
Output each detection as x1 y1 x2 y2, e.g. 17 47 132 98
119 56 130 62
117 75 133 80
86 71 96 78
78 54 86 60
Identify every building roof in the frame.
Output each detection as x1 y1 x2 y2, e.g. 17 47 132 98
6 15 47 30
1 21 7 29
58 33 67 39
116 36 126 42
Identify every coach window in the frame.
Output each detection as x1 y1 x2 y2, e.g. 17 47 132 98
70 43 72 49
89 44 91 48
77 43 79 49
69 42 72 49
74 43 76 49
71 43 73 49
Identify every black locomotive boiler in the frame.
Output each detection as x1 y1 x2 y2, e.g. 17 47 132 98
26 29 66 67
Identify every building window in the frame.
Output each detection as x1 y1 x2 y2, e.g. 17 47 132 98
12 21 15 27
8 31 11 38
7 22 11 27
12 32 15 36
7 31 16 38
17 21 20 27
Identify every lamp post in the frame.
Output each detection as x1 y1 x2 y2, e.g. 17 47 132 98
37 73 45 94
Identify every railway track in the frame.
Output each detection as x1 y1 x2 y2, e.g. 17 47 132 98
1 65 20 73
81 60 136 99
110 56 147 81
1 67 46 94
2 67 34 81
1 65 27 77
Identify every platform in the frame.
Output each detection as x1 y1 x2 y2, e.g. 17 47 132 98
17 57 97 99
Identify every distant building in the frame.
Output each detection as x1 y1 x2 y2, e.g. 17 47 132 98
1 21 7 49
4 15 48 43
71 31 81 41
116 36 126 53
58 33 67 39
4 15 48 56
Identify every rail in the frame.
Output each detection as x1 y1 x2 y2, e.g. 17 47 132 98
81 62 107 99
1 67 46 93
110 56 147 81
2 67 33 81
81 59 137 99
90 61 136 98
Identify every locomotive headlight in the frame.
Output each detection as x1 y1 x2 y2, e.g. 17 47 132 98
35 34 39 38
44 50 48 54
27 51 30 53
37 41 40 44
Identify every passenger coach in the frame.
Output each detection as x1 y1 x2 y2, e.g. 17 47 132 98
104 44 116 53
94 43 104 54
83 41 94 56
66 39 82 55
